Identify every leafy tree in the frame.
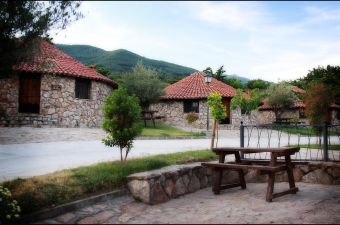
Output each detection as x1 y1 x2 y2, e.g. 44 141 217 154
302 65 340 104
247 79 271 90
207 92 226 149
203 66 226 81
0 1 83 74
231 89 264 115
214 66 226 81
267 83 297 120
119 61 165 110
95 65 112 77
304 83 333 125
203 67 213 76
102 88 142 161
224 78 245 89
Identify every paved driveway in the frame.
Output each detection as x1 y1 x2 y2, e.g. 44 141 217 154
38 182 340 224
0 128 338 181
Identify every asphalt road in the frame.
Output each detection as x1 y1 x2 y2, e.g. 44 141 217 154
0 133 338 182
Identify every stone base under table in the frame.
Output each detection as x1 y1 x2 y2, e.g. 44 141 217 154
127 161 340 205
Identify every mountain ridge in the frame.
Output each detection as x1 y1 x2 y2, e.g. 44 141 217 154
55 43 251 83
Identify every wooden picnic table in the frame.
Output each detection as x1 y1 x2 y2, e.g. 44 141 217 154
141 110 158 128
274 118 292 124
202 147 300 202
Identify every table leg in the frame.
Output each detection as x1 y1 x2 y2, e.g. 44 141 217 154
212 153 226 194
285 155 298 193
266 172 275 202
235 152 246 189
266 154 277 202
213 168 222 195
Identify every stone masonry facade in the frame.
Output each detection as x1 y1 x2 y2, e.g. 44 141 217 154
150 99 213 129
0 74 113 127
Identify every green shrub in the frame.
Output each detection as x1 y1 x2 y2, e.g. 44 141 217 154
0 186 21 224
185 112 199 125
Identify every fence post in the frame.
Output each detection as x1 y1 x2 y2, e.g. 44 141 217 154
240 121 244 159
323 122 329 161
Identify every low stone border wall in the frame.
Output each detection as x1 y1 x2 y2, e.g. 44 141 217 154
127 161 340 205
18 189 127 224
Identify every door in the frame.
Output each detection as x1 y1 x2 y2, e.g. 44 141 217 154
19 74 41 113
220 98 231 124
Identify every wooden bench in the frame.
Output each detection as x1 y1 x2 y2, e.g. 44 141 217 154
202 147 300 202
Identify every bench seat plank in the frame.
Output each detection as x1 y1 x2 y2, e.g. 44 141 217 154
202 162 287 172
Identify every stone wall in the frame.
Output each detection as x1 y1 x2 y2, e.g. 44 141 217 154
231 108 311 127
331 110 340 125
0 74 114 127
150 100 213 129
231 108 276 127
0 74 19 119
127 161 340 205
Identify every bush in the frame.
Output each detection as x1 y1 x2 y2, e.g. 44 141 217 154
0 186 20 224
102 87 142 161
185 112 199 125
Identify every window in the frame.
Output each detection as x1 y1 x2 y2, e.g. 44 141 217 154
19 74 41 113
75 78 91 99
184 100 199 113
299 109 306 118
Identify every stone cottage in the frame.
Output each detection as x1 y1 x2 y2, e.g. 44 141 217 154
0 40 118 127
232 86 340 126
150 72 236 129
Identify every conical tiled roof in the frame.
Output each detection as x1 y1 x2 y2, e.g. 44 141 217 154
161 72 236 99
13 40 117 87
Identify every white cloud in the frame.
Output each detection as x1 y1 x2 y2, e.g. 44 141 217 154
189 1 265 30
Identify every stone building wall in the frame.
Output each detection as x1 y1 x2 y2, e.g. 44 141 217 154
0 74 19 118
331 110 340 125
150 100 213 129
0 74 113 127
231 108 276 127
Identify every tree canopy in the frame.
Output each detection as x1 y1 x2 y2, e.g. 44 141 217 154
302 65 340 104
118 61 165 110
0 1 82 73
247 79 271 90
266 83 297 119
231 89 265 115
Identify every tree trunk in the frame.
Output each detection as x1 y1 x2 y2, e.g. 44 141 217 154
124 147 130 161
210 120 217 150
120 148 123 162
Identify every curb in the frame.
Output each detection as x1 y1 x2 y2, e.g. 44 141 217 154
18 189 128 224
136 136 210 140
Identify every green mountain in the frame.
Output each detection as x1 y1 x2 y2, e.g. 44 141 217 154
55 44 197 76
225 74 250 84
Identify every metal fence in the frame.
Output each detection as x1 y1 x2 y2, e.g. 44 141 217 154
240 122 340 162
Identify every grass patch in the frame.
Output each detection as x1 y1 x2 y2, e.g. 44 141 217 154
287 144 340 150
1 150 216 215
141 121 206 137
272 125 338 136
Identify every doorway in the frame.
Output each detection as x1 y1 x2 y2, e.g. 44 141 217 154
19 74 41 113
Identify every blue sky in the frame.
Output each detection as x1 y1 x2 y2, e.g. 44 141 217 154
52 1 340 82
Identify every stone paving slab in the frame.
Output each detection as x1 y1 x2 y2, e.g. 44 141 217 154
35 182 340 224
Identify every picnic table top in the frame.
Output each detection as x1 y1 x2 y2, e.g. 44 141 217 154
212 147 300 154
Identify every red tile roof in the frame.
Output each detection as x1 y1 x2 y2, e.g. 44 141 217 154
289 85 305 93
13 40 117 87
161 72 236 99
259 100 340 110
